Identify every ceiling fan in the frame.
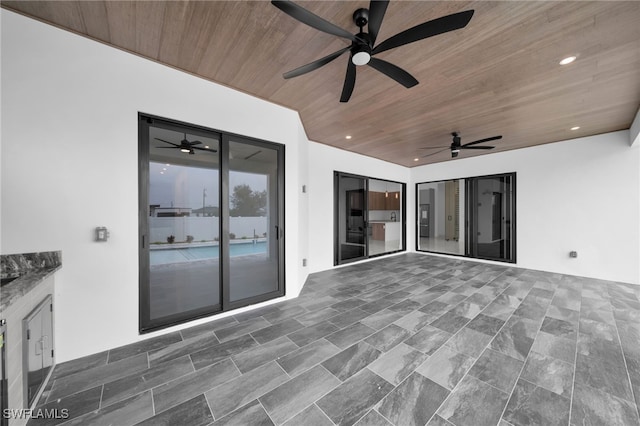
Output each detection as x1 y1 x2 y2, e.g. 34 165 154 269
272 0 474 102
154 134 217 155
422 132 502 158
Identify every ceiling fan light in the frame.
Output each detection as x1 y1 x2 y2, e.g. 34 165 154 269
352 51 371 66
451 149 460 153
180 148 190 153
559 56 576 65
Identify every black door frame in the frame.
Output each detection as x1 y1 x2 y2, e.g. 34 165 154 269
138 113 285 333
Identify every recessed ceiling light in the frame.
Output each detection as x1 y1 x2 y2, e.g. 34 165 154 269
559 56 576 65
165 163 170 166
345 135 352 140
570 126 580 131
414 158 419 162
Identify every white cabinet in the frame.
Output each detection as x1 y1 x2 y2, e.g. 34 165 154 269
23 295 54 407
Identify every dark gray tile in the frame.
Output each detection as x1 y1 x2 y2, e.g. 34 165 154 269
360 309 406 330
102 354 193 407
436 292 468 305
263 305 307 324
368 343 428 386
212 400 274 426
540 316 577 340
468 348 523 393
430 311 470 334
277 339 341 376
153 358 240 413
427 414 454 426
294 307 341 327
32 386 102 426
232 336 298 373
393 310 433 333
62 390 153 426
364 324 411 352
416 345 474 391
449 301 483 319
481 300 516 321
404 325 452 355
148 332 227 367
327 308 371 329
251 318 305 344
353 410 392 426
520 351 574 397
570 382 640 426
546 305 580 324
445 327 492 358
325 322 376 349
466 314 505 337
205 361 289 419
513 295 549 322
529 331 575 364
108 332 183 363
617 320 640 357
180 316 238 340
503 379 570 426
529 287 554 299
287 321 340 347
137 395 213 426
437 375 509 426
48 353 148 401
282 404 333 426
322 341 381 381
575 353 634 402
215 316 271 342
577 325 625 364
259 365 340 424
489 315 539 361
360 298 396 314
316 369 394 426
189 334 259 370
376 373 450 426
50 350 108 382
388 299 421 314
418 301 450 319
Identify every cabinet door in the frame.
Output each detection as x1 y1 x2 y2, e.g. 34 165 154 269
386 192 400 210
372 223 385 240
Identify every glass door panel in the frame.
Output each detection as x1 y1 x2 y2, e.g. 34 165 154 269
467 174 515 262
368 179 403 256
335 173 367 264
416 179 465 255
226 137 283 305
141 121 221 330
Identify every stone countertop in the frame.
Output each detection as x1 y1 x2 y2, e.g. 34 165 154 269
1 251 61 312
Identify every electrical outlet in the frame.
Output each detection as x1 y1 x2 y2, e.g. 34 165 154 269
302 258 307 267
569 251 578 258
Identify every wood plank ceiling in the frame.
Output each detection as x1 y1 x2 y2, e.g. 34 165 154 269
3 1 639 167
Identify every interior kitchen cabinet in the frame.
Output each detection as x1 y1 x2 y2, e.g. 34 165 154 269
368 191 401 210
372 223 385 240
23 295 54 407
386 192 401 210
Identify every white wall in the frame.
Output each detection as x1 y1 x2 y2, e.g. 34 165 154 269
411 131 640 284
307 143 411 273
1 10 309 362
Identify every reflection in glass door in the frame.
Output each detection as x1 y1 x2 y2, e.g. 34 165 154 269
139 115 284 332
467 174 516 262
225 137 284 307
335 173 367 264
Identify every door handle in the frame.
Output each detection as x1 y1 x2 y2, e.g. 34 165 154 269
275 225 283 240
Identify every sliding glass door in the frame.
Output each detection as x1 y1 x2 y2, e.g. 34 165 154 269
466 174 515 262
334 172 405 265
139 115 284 332
416 173 515 263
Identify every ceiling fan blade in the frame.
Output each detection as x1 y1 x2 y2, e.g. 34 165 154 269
192 146 218 153
368 0 389 44
463 135 502 147
372 10 474 55
283 46 350 79
419 146 450 149
154 138 180 147
340 59 357 103
422 148 449 158
367 57 418 88
460 145 494 150
156 146 179 149
272 0 361 43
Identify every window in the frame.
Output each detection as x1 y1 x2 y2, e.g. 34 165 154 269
334 172 406 265
138 114 284 332
416 173 516 263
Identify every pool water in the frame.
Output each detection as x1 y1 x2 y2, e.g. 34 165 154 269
150 241 266 265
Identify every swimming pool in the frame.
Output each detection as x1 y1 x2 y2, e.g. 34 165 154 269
150 241 267 265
